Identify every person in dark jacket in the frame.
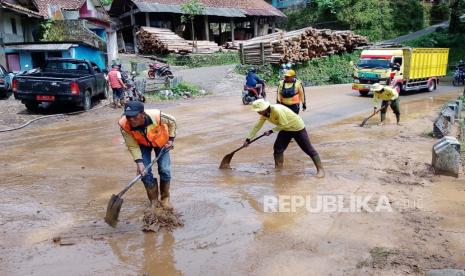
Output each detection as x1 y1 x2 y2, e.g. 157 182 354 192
245 67 265 98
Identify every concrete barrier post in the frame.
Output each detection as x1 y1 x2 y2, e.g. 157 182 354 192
432 136 461 177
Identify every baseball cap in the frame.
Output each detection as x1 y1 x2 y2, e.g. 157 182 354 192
123 101 144 116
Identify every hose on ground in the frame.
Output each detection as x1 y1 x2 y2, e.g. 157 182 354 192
0 103 111 133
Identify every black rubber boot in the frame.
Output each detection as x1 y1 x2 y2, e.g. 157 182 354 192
311 155 325 178
160 180 172 210
143 178 159 206
274 153 284 169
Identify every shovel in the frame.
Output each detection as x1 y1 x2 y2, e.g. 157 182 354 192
219 133 267 169
105 147 172 227
360 104 389 127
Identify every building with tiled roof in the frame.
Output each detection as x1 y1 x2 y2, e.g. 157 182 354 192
109 0 286 53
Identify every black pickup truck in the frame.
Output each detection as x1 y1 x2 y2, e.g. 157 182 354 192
13 58 109 111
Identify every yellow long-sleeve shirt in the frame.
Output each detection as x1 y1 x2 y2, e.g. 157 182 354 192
121 111 177 161
277 79 306 105
373 86 399 107
247 104 305 140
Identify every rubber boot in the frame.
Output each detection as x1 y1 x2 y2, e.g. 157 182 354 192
160 180 172 210
144 178 159 206
274 153 284 169
311 155 325 178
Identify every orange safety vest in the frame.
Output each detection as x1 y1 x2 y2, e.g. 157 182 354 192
118 109 169 148
108 69 123 89
278 80 301 105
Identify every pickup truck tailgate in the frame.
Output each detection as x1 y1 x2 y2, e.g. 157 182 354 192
16 76 73 95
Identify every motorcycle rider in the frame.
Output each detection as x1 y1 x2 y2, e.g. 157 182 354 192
245 67 265 98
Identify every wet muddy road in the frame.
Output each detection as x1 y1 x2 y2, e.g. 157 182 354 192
1 84 464 275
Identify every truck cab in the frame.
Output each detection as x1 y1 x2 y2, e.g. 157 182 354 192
352 49 404 96
352 47 449 96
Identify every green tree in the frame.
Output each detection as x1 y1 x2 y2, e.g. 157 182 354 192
337 0 395 41
181 0 206 51
449 0 465 33
390 0 424 35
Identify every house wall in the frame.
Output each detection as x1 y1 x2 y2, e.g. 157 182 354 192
74 45 106 69
107 31 118 62
63 10 80 20
2 12 24 43
0 8 6 68
4 49 72 71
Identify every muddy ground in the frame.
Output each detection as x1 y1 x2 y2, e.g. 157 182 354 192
0 81 464 275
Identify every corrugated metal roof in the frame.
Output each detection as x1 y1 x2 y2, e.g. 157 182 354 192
6 43 77 51
135 2 246 17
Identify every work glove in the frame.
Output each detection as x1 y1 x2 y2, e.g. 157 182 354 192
264 130 273 136
302 103 307 111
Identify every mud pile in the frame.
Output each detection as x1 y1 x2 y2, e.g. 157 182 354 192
142 205 184 232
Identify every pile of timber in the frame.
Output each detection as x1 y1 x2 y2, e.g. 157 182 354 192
137 27 192 54
240 27 369 65
187 40 221 54
223 41 244 50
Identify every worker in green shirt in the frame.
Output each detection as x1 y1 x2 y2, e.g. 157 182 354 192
371 83 401 125
243 99 324 178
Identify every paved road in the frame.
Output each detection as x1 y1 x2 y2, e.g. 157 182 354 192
379 21 449 45
0 81 462 275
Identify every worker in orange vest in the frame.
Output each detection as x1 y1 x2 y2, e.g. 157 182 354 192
119 101 177 209
277 69 307 114
108 64 127 108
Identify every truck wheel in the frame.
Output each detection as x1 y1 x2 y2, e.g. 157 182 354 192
82 90 92 110
427 80 435 92
101 84 110 99
359 91 369 97
25 102 38 112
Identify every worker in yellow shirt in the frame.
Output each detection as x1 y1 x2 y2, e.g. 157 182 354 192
243 99 324 178
277 69 306 114
371 83 400 125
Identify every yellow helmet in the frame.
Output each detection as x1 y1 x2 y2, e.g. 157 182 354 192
370 83 384 92
252 99 270 112
284 69 296 77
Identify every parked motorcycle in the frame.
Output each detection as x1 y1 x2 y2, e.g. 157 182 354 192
124 72 146 103
452 66 465 86
242 83 266 105
147 63 174 79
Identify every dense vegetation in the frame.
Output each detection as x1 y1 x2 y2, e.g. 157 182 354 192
164 52 239 68
236 51 360 86
283 0 454 42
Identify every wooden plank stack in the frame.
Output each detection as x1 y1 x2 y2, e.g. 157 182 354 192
137 27 192 54
187 40 221 54
240 27 368 65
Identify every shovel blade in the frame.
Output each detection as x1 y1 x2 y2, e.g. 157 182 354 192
360 118 369 127
219 153 234 169
104 194 124 227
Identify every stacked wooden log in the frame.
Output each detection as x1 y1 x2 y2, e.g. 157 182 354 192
187 40 221 54
240 27 368 65
223 41 244 50
137 27 192 54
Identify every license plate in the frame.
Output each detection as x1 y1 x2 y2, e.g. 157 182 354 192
36 95 55 101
